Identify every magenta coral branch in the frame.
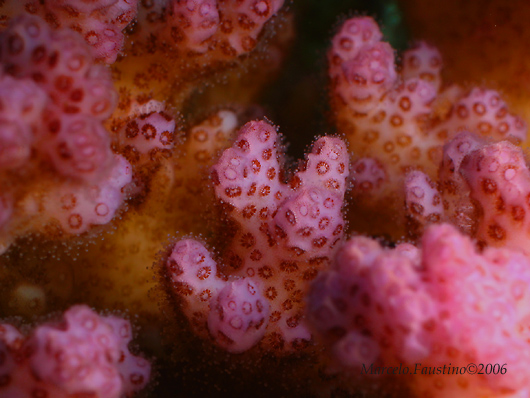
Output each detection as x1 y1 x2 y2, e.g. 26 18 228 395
403 130 530 246
0 305 151 398
24 0 139 63
166 119 349 352
166 0 285 57
0 14 132 250
309 223 530 397
331 16 527 238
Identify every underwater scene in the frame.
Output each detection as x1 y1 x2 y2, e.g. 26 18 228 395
0 0 529 397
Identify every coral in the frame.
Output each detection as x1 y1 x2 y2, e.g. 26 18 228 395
0 0 138 63
115 102 176 168
31 154 133 234
402 130 530 253
400 0 530 136
8 109 243 333
0 305 151 397
0 15 117 122
165 0 284 57
165 119 349 352
308 223 530 397
0 75 48 170
459 137 530 252
110 0 287 120
404 170 443 237
2 1 530 397
330 16 526 238
0 14 131 251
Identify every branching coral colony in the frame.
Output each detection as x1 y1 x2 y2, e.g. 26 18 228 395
1 0 530 397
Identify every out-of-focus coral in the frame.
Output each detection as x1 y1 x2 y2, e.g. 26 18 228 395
0 14 131 252
0 305 151 397
400 0 530 138
165 0 284 57
329 16 526 239
165 119 349 353
111 0 286 118
309 223 530 397
21 0 137 63
405 130 530 253
0 0 138 62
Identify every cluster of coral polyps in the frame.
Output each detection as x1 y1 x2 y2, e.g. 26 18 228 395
404 130 530 249
109 0 286 117
308 223 530 398
165 119 349 353
399 0 530 136
329 16 527 239
0 0 138 63
4 0 530 396
0 305 151 398
0 14 132 252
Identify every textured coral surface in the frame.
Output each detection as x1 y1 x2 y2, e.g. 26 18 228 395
0 0 529 397
0 305 151 398
165 119 349 353
309 223 530 397
400 0 530 140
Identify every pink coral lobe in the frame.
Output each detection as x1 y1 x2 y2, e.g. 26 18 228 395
26 0 138 63
165 0 285 57
0 75 47 169
168 120 350 352
309 223 530 396
0 305 151 398
208 279 270 353
460 139 530 252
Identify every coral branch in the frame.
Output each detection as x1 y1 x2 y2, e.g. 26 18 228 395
166 119 349 352
309 223 530 397
0 15 132 251
6 0 139 63
330 16 526 238
0 305 151 397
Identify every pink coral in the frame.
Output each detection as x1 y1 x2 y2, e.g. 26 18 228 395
330 16 526 237
405 170 443 235
0 14 132 248
32 154 133 234
309 223 530 397
0 305 151 398
208 278 270 353
460 139 530 252
350 157 386 195
23 0 138 63
0 14 117 120
166 0 285 57
0 75 48 170
166 119 349 352
403 130 530 249
0 14 118 181
402 41 442 90
117 103 176 167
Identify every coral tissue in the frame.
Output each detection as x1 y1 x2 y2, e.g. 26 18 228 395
0 305 150 398
2 0 530 397
166 120 349 353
